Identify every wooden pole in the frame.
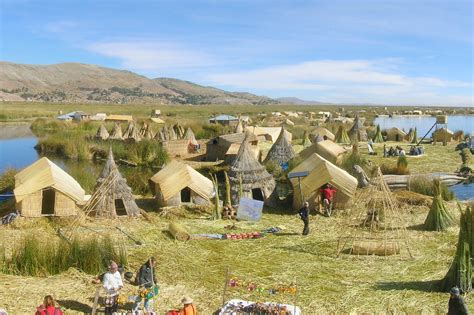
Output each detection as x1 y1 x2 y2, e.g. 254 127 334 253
221 267 231 308
91 287 100 315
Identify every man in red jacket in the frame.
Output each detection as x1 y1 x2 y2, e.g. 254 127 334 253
320 184 337 217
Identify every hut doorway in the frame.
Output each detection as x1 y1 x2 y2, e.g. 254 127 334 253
395 134 401 141
114 199 127 216
181 187 191 203
251 188 264 201
41 188 55 215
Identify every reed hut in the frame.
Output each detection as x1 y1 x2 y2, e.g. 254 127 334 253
88 148 140 217
174 124 185 139
150 160 214 207
385 127 407 142
123 122 141 141
229 133 276 205
185 127 199 153
289 153 357 210
109 123 123 140
206 133 258 161
139 122 149 137
14 157 85 217
235 120 244 133
154 129 166 142
169 127 178 140
264 127 295 165
95 124 109 140
335 125 351 143
310 127 335 142
299 140 347 164
372 125 384 143
245 126 292 143
349 115 368 142
433 128 454 142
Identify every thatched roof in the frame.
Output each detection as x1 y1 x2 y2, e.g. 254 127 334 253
109 123 123 140
264 127 295 165
123 122 141 141
150 160 214 202
174 124 185 139
335 125 351 143
150 117 165 124
169 127 177 140
105 114 133 122
385 127 407 141
289 153 357 209
96 124 109 140
310 127 335 142
185 127 199 146
235 120 243 133
349 115 368 142
229 133 275 203
90 148 140 217
14 157 85 203
245 126 292 143
299 140 347 164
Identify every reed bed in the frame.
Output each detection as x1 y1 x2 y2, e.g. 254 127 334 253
0 197 471 313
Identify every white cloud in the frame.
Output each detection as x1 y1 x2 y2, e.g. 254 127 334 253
88 40 215 73
206 59 473 106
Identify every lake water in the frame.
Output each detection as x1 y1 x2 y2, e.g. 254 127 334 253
373 115 474 136
0 123 472 200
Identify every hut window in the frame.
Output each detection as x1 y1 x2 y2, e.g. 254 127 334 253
251 188 264 201
41 188 55 215
181 187 191 203
114 199 127 216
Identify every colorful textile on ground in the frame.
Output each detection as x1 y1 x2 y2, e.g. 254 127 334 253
219 299 301 315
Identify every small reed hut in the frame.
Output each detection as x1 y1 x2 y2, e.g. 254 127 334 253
109 123 123 140
264 127 295 165
433 128 454 143
14 157 85 217
88 149 140 217
349 115 368 142
228 133 276 205
299 140 347 164
289 153 357 211
385 127 407 142
96 124 110 140
149 160 214 207
310 127 335 142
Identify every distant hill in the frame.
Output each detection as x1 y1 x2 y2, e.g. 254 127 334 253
276 97 326 105
0 62 278 105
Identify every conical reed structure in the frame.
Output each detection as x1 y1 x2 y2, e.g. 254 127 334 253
411 128 418 144
337 168 413 258
235 120 243 133
264 127 295 165
109 123 123 140
423 179 455 231
335 125 351 143
302 131 312 147
185 127 199 146
85 148 140 217
440 205 473 292
139 122 149 137
169 127 177 140
96 124 109 140
373 125 384 143
349 115 368 142
123 122 141 141
229 133 275 205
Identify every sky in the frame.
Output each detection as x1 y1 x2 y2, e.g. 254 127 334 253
0 0 473 106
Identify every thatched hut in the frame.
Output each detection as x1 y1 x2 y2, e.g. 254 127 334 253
245 126 292 143
14 157 85 217
433 128 454 142
235 120 244 133
149 160 214 207
123 122 141 141
335 125 351 143
174 124 185 139
264 127 295 165
206 133 259 161
109 123 123 140
185 127 199 153
289 153 357 210
349 115 368 142
385 127 407 142
88 149 140 217
228 133 276 205
96 124 109 140
169 127 178 140
298 140 347 164
310 127 335 142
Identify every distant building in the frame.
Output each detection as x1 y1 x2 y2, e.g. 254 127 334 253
105 114 134 122
209 114 239 126
90 113 107 121
57 112 75 121
73 111 91 121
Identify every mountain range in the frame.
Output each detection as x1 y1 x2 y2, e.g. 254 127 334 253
0 62 285 105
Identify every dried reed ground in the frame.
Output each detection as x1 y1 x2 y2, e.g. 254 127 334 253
0 199 472 314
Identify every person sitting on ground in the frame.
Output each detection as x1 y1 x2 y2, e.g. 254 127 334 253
398 146 406 156
102 260 123 314
35 295 63 315
179 296 197 315
388 146 395 157
409 146 416 156
448 287 470 314
320 184 337 217
133 257 158 312
298 201 310 236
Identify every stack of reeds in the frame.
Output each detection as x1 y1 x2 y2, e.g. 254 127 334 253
168 222 191 241
423 179 455 231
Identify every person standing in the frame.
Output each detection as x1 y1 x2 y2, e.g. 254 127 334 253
320 184 337 217
102 261 123 314
298 201 310 236
448 287 470 314
133 257 158 312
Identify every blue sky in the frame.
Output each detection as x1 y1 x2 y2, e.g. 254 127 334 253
1 0 472 106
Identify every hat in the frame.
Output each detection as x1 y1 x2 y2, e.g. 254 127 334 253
182 296 193 304
450 287 460 295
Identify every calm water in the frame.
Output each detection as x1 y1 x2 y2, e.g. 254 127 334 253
373 115 474 136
